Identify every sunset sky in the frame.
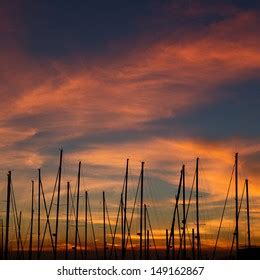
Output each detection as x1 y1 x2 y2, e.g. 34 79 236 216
0 0 260 256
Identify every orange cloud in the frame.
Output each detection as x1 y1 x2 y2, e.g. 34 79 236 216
1 11 259 144
0 8 260 252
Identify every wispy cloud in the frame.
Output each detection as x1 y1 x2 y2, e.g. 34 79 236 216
0 2 259 249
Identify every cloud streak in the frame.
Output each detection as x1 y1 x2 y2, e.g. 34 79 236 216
0 2 260 250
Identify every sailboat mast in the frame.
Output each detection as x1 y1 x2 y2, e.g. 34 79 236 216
74 161 81 259
235 153 239 258
192 228 195 260
166 229 169 259
169 168 183 259
139 161 144 260
85 191 88 260
54 149 63 260
123 159 129 259
0 219 3 260
65 182 70 260
17 211 22 259
196 158 200 259
147 230 150 260
4 171 11 260
37 169 41 259
29 181 34 260
121 193 124 258
245 179 251 248
144 204 147 259
103 191 106 259
182 164 186 259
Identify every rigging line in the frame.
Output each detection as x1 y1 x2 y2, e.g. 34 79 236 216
185 170 196 223
212 162 235 259
180 223 192 252
23 222 31 248
199 161 211 258
87 194 98 259
105 202 118 259
169 170 183 248
10 184 19 258
109 195 121 259
229 181 246 258
126 217 136 259
176 205 182 259
11 183 25 259
145 173 163 242
39 169 59 256
69 181 83 258
125 172 141 249
179 170 196 250
110 176 126 259
39 180 55 255
17 212 24 259
146 208 159 259
145 174 159 226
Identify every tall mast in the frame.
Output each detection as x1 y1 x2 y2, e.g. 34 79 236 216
166 229 169 259
17 211 22 259
147 230 150 260
54 149 63 260
65 182 70 260
144 204 147 259
4 171 11 260
37 169 41 259
196 158 200 259
139 161 144 260
0 219 3 259
169 168 183 259
85 191 88 260
182 164 186 259
245 179 251 248
74 161 81 259
235 153 239 259
123 158 129 259
192 228 195 260
120 193 124 258
29 181 34 260
103 191 106 259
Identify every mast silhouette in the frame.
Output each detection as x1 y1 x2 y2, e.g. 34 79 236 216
74 161 81 259
123 159 129 259
147 230 150 260
245 179 251 248
65 182 70 259
29 181 34 260
85 191 88 260
120 193 124 258
192 228 195 259
169 168 183 259
103 191 106 259
166 229 169 259
0 219 3 259
139 162 144 259
4 171 11 260
17 211 22 259
235 153 239 259
195 158 201 259
39 175 55 257
144 204 147 259
37 169 41 259
54 149 63 260
182 164 186 259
